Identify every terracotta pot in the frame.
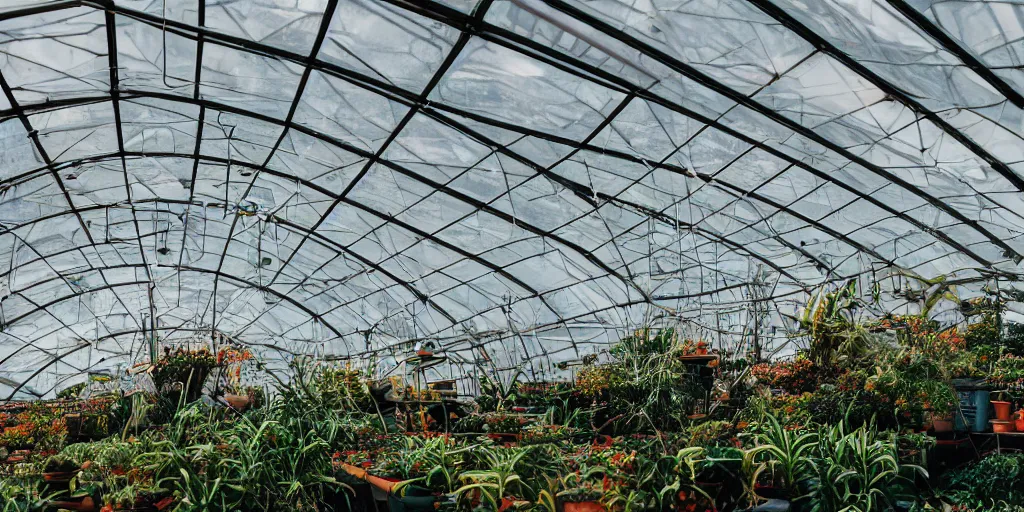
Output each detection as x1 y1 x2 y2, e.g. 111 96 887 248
932 416 954 433
695 348 708 355
224 394 250 411
564 502 606 512
153 497 175 511
49 497 96 512
43 470 77 482
1015 409 1024 432
337 462 396 494
992 400 1012 421
991 420 1015 433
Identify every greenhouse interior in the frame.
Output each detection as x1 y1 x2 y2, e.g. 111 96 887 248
3 0 1024 511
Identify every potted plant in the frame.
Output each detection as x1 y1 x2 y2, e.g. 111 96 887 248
223 389 251 410
990 355 1024 391
520 424 577 445
218 346 256 410
925 383 959 433
991 396 1012 421
454 446 533 512
151 346 217 402
695 445 743 502
223 384 261 412
49 491 98 512
482 411 528 444
42 454 79 488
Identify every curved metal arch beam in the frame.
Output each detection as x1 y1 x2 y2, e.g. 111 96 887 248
203 0 344 341
0 229 458 330
418 111 873 276
4 0 1005 268
536 0 1019 264
5 257 868 402
1 144 872 307
4 341 92 400
418 94 995 270
712 179 894 264
101 8 158 348
742 0 1024 191
0 191 638 340
113 91 848 292
0 78 993 273
0 264 869 401
116 144 825 299
0 183 811 343
0 280 150 386
81 5 960 276
403 0 1024 197
413 107 897 272
0 106 916 318
0 148 827 302
0 329 89 383
370 0 1006 270
0 266 346 339
0 261 426 377
367 0 998 268
881 0 1024 112
0 84 983 306
37 90 627 302
0 52 93 250
0 191 461 327
0 203 614 346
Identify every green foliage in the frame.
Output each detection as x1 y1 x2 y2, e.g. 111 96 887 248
750 414 817 497
798 279 872 367
282 357 380 415
810 423 925 512
0 478 55 512
146 401 350 511
991 354 1024 390
455 446 535 509
942 453 1024 508
577 328 708 434
1004 322 1024 356
475 367 527 413
151 347 217 394
56 383 87 400
806 385 901 431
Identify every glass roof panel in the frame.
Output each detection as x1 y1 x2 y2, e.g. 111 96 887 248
0 0 1022 396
